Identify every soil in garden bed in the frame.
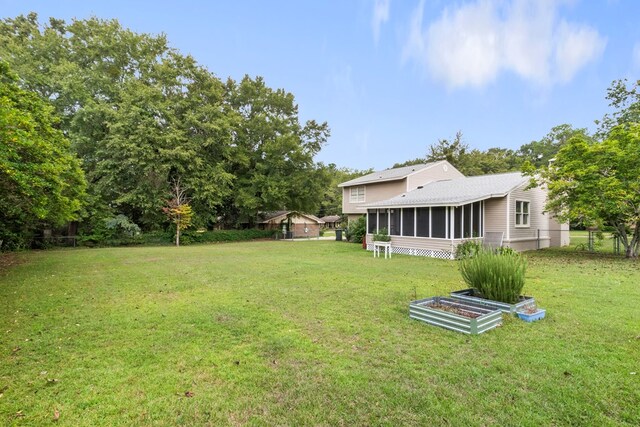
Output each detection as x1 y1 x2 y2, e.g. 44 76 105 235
428 303 482 318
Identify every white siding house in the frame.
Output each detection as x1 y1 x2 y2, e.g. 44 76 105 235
338 161 464 223
362 172 570 259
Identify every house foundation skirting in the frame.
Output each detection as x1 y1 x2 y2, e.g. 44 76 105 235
366 244 453 260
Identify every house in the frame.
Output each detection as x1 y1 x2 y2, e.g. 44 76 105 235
361 171 569 259
338 161 464 223
319 215 342 229
259 211 324 238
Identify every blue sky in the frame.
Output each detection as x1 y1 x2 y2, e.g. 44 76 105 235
2 1 638 170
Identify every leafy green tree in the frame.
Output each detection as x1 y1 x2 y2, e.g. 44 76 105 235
595 78 640 139
222 76 330 226
3 14 304 231
0 14 195 227
517 124 588 168
426 130 468 169
89 56 235 228
392 158 426 168
0 61 85 249
317 163 372 217
463 147 520 175
423 131 518 175
346 216 366 243
529 125 640 258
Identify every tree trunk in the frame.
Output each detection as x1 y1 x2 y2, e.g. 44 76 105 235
628 221 640 259
176 218 181 247
621 231 638 259
615 223 634 259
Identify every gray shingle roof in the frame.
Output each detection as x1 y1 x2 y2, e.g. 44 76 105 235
261 211 325 223
364 172 528 208
338 162 440 187
319 215 341 222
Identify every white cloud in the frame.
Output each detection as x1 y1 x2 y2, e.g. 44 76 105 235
423 0 501 87
554 20 606 82
403 0 606 88
372 0 390 43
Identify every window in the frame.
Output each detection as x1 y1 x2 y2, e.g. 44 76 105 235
431 207 447 238
378 209 388 232
350 186 365 203
453 206 462 239
472 201 482 237
416 207 430 237
367 210 377 234
515 200 530 227
463 204 472 238
402 208 415 237
390 209 401 235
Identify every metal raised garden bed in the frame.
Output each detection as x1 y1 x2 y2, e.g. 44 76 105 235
409 297 503 335
450 288 535 314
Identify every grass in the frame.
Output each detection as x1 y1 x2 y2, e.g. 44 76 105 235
1 240 639 426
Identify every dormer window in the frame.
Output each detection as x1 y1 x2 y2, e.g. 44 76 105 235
350 186 365 203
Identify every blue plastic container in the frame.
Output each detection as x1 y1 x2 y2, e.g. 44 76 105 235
517 309 546 322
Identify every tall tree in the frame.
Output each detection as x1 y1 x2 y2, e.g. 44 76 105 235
517 124 587 168
89 54 235 228
317 164 372 217
595 78 640 139
528 125 640 258
426 130 468 169
462 147 520 175
392 158 426 168
222 76 330 225
0 61 85 249
423 131 518 175
1 14 331 232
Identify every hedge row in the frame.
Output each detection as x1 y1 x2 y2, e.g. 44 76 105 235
179 229 277 244
77 229 277 247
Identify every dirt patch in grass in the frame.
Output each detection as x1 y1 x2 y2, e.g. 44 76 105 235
0 253 24 275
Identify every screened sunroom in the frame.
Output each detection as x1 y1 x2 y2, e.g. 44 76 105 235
367 202 483 240
362 172 532 259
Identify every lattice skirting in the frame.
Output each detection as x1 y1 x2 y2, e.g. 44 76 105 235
367 244 453 260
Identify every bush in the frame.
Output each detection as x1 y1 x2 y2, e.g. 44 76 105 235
455 240 483 259
373 227 391 242
78 215 142 247
179 229 277 244
495 246 517 256
106 215 141 237
77 228 276 247
138 231 174 245
459 249 526 304
346 216 366 243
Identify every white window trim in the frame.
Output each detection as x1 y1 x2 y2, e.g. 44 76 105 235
515 200 530 228
349 186 365 203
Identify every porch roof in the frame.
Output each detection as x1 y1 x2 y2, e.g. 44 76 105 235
363 172 529 208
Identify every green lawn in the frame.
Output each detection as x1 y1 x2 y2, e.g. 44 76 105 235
1 241 639 426
569 230 625 255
